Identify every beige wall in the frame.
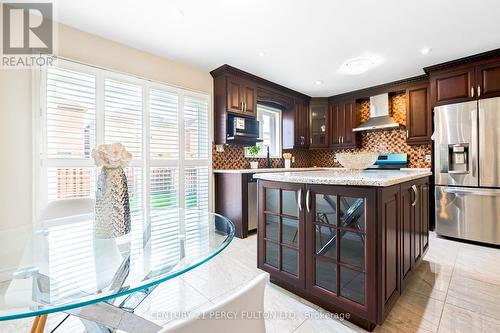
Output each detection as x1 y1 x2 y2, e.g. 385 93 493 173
0 23 212 230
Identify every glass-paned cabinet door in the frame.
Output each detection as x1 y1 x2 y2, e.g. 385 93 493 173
309 188 367 306
310 105 328 146
260 183 304 284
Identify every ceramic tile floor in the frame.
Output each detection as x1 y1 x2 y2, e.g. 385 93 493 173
2 231 500 333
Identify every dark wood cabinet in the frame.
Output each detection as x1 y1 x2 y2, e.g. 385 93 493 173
258 181 306 288
330 98 360 148
428 53 500 106
406 84 431 145
378 185 401 320
400 177 430 289
430 67 476 106
305 185 377 322
294 99 309 149
215 173 255 238
257 177 430 331
226 76 256 116
309 98 329 148
400 181 413 288
477 61 500 99
211 65 308 145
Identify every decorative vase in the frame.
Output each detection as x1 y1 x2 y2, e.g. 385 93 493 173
94 166 131 238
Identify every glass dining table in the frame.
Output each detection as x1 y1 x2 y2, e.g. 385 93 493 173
0 208 234 332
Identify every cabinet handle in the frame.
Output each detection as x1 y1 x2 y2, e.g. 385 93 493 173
406 130 409 139
478 85 481 97
338 136 341 143
298 188 303 211
411 185 419 207
306 189 311 213
471 86 475 98
341 136 344 144
244 101 247 112
240 101 244 112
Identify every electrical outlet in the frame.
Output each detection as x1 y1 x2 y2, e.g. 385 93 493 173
215 144 225 153
425 154 432 163
292 156 295 163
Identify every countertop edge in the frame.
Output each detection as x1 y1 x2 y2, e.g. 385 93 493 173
253 170 432 187
212 167 329 174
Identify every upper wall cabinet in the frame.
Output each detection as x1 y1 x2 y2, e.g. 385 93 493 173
227 76 257 117
329 98 360 149
309 98 329 148
211 65 309 145
294 98 309 149
406 84 431 145
430 67 476 106
427 52 500 106
476 62 500 99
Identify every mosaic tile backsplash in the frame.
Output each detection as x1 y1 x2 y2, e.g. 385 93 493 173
213 93 432 170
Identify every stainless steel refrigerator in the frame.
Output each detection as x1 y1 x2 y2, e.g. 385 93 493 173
434 97 500 245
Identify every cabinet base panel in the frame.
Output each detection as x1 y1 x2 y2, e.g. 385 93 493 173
269 277 377 332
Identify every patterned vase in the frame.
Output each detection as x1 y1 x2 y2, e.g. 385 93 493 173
94 166 131 239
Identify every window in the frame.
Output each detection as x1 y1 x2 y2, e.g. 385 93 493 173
245 104 282 158
36 59 211 219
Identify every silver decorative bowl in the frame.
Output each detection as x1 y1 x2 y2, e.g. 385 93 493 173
335 152 379 170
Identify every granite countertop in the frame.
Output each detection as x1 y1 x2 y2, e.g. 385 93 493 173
253 169 432 187
212 167 329 174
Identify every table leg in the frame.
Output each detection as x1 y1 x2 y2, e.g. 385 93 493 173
65 301 162 333
30 316 40 333
30 315 48 333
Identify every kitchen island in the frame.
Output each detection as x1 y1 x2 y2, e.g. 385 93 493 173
253 169 432 331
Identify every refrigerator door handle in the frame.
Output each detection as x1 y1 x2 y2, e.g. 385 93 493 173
442 187 500 196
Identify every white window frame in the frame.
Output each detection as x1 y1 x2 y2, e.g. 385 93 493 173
33 58 212 221
245 104 282 158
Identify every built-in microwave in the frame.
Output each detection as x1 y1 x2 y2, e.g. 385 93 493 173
226 115 260 142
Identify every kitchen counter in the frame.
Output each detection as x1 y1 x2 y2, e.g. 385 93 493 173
253 169 432 187
213 167 328 174
256 170 432 330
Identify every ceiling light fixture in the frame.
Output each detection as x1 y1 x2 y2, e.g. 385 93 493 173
339 57 377 75
420 47 432 55
315 80 323 85
258 51 266 57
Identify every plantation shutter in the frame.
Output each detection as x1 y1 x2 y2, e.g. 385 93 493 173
46 66 97 202
104 79 143 158
184 95 209 159
149 89 179 159
40 60 211 224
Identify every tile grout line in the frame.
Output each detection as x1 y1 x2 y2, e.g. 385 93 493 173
440 245 500 324
436 245 458 332
289 318 308 333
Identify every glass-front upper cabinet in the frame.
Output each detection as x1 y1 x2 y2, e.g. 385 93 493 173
309 98 329 148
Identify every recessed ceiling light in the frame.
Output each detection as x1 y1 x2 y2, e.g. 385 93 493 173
315 80 323 85
420 47 432 55
339 57 377 75
258 51 266 57
172 9 184 18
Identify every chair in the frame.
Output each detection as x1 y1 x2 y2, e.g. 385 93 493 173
30 198 94 333
39 197 94 221
159 273 269 333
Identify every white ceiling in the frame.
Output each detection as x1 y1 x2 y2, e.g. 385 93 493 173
53 0 500 97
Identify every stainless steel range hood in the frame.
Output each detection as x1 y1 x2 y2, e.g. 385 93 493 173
353 93 399 132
